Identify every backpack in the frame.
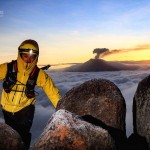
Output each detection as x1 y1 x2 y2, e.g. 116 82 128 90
3 60 40 98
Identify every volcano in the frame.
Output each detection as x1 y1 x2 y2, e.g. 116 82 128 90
64 59 139 72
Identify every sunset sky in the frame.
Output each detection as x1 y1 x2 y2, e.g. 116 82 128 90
1 0 150 65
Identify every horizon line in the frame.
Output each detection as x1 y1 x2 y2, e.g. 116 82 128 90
38 59 150 66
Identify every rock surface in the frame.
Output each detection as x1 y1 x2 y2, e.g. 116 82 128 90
33 109 116 150
133 75 150 149
57 79 126 132
0 123 23 150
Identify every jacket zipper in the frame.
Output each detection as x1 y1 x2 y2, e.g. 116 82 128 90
11 85 18 102
12 71 26 113
19 87 25 104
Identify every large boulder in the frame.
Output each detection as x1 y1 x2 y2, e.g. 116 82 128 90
57 79 126 132
0 123 23 150
33 109 116 150
133 75 150 149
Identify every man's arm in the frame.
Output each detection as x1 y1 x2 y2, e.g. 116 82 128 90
36 69 61 108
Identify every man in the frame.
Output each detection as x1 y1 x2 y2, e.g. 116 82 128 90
0 39 61 149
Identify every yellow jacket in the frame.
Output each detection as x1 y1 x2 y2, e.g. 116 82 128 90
0 53 61 113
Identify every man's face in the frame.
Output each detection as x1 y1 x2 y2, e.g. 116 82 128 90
21 53 37 63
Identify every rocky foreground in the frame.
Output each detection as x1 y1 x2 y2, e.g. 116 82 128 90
0 78 149 150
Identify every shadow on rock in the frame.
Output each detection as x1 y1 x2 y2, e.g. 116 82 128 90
81 115 127 150
125 133 148 150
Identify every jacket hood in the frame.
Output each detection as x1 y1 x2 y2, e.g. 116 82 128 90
17 39 39 74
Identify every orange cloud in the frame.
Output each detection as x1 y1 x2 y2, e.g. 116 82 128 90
101 44 150 58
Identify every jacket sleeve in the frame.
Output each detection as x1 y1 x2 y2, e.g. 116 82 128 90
36 69 61 108
0 63 7 80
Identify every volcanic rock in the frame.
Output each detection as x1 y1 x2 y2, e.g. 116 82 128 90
0 123 23 150
33 109 116 150
57 79 126 132
133 75 150 149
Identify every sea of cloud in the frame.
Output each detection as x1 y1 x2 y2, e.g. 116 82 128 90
0 68 150 145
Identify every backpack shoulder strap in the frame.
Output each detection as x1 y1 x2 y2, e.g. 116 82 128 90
7 60 17 72
25 65 40 98
3 60 17 93
6 60 17 79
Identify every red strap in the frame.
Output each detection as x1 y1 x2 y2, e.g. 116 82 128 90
30 66 37 77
